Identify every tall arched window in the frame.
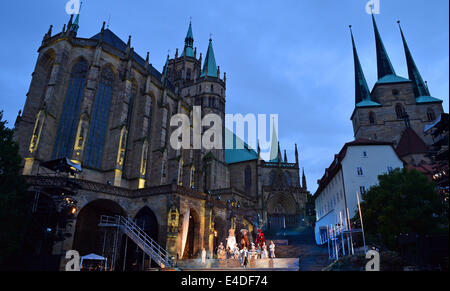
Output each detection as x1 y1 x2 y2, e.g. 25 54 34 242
427 108 436 121
395 103 405 119
369 111 376 124
244 166 252 190
84 67 114 168
186 69 191 81
53 59 88 159
285 171 292 186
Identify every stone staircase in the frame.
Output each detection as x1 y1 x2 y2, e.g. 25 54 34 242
265 226 331 271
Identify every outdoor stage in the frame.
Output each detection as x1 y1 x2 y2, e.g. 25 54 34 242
174 258 300 271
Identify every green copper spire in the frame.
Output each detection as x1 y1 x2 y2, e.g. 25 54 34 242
350 26 380 107
70 1 82 33
200 38 218 78
162 54 169 82
372 14 396 80
181 21 195 58
398 21 430 97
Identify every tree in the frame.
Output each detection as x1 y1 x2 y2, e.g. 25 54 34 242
354 168 447 251
0 111 31 267
304 192 316 226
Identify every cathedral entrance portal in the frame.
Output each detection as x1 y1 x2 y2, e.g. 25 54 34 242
266 192 299 230
182 209 200 259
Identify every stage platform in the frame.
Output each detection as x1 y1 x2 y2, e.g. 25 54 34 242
175 258 299 271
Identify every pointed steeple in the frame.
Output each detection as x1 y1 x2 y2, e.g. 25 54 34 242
68 1 82 34
269 120 279 162
162 54 170 83
257 140 261 159
372 14 396 80
181 21 195 58
295 143 299 165
277 142 282 164
350 25 378 107
200 37 218 78
302 168 307 190
397 21 430 98
284 150 288 163
66 14 74 33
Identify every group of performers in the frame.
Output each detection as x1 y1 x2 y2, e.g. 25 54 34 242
216 228 276 267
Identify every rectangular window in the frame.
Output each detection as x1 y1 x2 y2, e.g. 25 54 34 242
362 151 368 158
360 186 366 194
357 167 364 176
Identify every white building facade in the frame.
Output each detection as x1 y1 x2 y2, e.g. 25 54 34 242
314 140 404 245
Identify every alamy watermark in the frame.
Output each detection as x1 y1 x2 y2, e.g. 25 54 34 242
66 0 81 15
365 0 381 14
365 250 380 271
169 107 278 152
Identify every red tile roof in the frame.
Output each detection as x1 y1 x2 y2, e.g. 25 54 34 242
396 128 428 157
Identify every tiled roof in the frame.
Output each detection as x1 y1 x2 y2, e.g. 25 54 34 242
90 29 175 91
396 127 428 157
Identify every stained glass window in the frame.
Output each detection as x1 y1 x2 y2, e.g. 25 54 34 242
53 60 88 159
84 67 114 168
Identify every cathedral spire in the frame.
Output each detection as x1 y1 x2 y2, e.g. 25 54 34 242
162 54 170 83
200 37 218 78
295 143 299 165
372 14 396 80
302 168 307 190
70 1 82 34
269 120 278 162
350 25 379 107
398 21 430 97
284 149 288 163
181 20 195 57
277 142 282 164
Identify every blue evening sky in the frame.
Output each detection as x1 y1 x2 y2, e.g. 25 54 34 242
0 0 448 192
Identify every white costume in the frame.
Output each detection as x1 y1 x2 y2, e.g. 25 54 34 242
269 242 275 258
226 229 237 251
201 248 207 263
261 243 268 259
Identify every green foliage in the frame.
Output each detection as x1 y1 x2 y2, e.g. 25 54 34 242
355 168 447 251
304 192 316 225
0 111 31 265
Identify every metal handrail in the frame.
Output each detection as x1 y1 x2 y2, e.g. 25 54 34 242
99 215 173 268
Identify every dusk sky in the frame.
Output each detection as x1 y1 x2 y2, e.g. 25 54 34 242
0 0 448 193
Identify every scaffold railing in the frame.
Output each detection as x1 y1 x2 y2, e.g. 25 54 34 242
99 215 173 268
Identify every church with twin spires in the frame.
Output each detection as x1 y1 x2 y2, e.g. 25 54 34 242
349 15 444 166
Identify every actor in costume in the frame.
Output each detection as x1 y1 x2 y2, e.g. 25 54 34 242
201 248 207 263
261 242 268 259
226 229 237 252
269 241 276 258
217 242 226 260
255 229 265 248
240 229 250 249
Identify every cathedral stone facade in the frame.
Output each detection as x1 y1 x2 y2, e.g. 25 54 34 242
13 14 308 269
